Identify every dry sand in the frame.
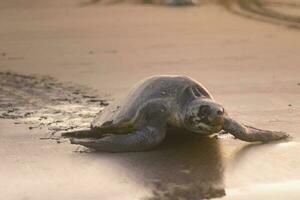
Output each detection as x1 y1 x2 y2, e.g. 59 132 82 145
0 0 300 199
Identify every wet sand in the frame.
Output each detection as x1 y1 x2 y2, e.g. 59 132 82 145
0 0 300 199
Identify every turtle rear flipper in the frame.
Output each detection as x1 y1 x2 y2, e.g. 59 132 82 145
70 126 166 152
62 129 101 138
223 116 290 142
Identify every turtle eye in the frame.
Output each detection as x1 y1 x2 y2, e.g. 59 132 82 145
198 105 211 117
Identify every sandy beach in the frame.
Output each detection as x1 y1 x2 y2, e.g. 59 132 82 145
0 0 300 199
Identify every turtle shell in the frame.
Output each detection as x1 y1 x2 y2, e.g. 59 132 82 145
91 75 213 133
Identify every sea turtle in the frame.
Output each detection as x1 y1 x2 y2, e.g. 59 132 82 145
63 75 289 152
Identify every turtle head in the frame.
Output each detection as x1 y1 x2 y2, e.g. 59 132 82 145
184 98 226 135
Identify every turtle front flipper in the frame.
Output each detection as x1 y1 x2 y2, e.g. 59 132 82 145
223 116 289 142
70 126 166 152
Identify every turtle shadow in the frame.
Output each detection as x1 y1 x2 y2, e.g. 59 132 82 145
87 128 226 200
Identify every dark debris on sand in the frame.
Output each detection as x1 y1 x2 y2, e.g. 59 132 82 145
0 72 109 136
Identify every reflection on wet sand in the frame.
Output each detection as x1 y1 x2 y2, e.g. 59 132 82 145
228 139 293 168
229 141 282 166
88 129 225 200
224 138 300 199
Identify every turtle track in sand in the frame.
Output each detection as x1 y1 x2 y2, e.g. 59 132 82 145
220 0 300 30
0 72 108 140
79 0 300 29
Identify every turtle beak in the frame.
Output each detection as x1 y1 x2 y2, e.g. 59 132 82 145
208 116 224 126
